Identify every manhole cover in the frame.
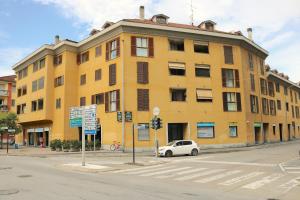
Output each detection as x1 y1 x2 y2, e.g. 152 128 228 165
0 189 19 195
18 175 32 178
0 167 12 170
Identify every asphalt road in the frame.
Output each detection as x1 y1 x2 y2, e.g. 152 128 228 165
0 141 300 200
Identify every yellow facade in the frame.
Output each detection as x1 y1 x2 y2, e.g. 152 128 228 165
13 17 300 150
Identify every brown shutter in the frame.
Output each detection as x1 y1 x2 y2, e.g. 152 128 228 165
116 37 120 57
143 62 149 84
77 54 81 64
223 92 228 111
91 95 95 104
106 42 109 61
116 90 120 111
137 62 143 83
224 46 233 64
105 92 109 112
131 36 136 56
144 89 149 110
109 64 116 86
86 51 89 61
256 96 259 113
137 89 149 111
221 69 226 87
137 89 143 111
235 69 240 88
236 93 241 111
148 37 154 57
99 93 104 104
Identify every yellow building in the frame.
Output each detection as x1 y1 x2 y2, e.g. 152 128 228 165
12 7 300 150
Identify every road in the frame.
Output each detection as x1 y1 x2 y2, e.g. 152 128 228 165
0 141 300 200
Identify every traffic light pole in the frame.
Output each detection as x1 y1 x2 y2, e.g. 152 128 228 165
155 129 159 157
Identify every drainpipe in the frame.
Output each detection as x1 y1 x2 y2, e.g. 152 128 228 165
121 39 125 152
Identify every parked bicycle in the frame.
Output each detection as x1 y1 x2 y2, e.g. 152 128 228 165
110 141 121 151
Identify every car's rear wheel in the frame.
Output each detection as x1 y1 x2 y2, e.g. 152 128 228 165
165 150 173 157
191 149 198 156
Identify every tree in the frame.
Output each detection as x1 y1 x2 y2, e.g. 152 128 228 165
0 112 22 149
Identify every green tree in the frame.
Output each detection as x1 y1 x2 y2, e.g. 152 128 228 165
0 112 22 148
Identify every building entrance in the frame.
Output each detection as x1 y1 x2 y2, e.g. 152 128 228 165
254 127 261 144
168 123 186 142
279 124 283 142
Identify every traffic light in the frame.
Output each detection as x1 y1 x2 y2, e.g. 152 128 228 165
151 117 163 130
157 117 162 129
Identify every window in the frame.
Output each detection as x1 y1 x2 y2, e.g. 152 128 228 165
290 90 293 102
77 51 89 64
194 41 209 53
131 36 154 57
197 122 215 138
169 62 185 76
56 98 61 109
262 98 269 115
296 106 300 118
275 83 280 92
31 101 37 112
11 100 15 107
137 62 149 84
223 92 241 112
105 90 120 112
17 88 22 97
17 103 26 114
80 74 86 85
91 93 104 105
196 89 213 102
106 38 120 60
248 53 253 71
80 97 86 106
94 69 102 81
95 45 102 57
38 99 43 110
260 59 264 75
286 102 289 111
273 125 276 135
292 105 295 118
260 79 268 95
170 89 186 102
277 100 281 110
54 76 64 87
269 100 276 116
284 86 288 95
32 80 38 92
137 89 149 111
224 46 233 64
18 67 28 80
268 82 275 97
250 74 255 92
138 123 150 141
250 95 259 113
195 64 210 77
109 64 116 86
38 77 44 90
229 124 238 137
295 92 298 103
22 86 27 96
33 62 39 72
53 55 62 66
39 58 45 69
169 39 184 51
222 69 239 88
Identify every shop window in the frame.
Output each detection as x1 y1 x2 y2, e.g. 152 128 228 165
197 122 215 138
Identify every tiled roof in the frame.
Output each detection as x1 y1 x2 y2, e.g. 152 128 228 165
0 75 16 83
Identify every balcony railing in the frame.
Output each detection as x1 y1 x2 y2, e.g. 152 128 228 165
0 105 8 112
0 90 8 96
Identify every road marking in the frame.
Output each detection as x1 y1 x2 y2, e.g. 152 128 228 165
278 163 286 172
287 171 300 174
156 168 207 179
174 169 225 181
195 170 241 183
192 160 276 167
140 167 192 177
113 164 166 173
279 177 300 194
125 166 174 175
219 172 265 186
242 173 284 190
285 167 300 170
171 156 213 163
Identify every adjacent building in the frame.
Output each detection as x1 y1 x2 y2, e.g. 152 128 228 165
0 75 16 113
12 7 300 150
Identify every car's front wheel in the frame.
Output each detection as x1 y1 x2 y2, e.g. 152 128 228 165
165 150 173 157
191 149 198 156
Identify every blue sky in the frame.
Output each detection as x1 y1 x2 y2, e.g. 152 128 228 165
0 0 299 82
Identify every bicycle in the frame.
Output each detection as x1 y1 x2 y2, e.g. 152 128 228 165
110 141 121 151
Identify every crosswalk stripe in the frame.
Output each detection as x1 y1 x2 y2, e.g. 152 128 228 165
195 170 241 183
156 168 207 179
174 169 225 181
219 172 264 186
278 176 300 194
125 166 174 175
284 167 300 170
140 167 192 177
113 164 166 173
287 171 300 174
242 173 284 190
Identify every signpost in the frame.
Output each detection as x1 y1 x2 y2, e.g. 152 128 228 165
70 105 97 166
151 107 162 157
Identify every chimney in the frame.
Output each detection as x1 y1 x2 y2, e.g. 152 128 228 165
247 28 253 41
54 35 60 45
139 6 145 20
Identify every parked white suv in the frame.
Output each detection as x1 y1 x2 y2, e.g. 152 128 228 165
158 140 200 157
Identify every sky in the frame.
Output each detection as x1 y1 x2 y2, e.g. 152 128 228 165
0 0 299 82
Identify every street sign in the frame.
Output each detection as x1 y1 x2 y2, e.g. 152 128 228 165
117 111 122 122
8 129 15 133
0 127 8 130
153 107 160 116
125 111 132 122
83 105 97 135
70 107 83 128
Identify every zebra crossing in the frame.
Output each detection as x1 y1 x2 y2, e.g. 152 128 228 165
111 164 300 191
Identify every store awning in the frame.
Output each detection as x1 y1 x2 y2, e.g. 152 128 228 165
197 122 215 127
168 62 185 70
196 89 213 99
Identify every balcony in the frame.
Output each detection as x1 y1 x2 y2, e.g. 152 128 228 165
0 105 8 112
0 90 8 96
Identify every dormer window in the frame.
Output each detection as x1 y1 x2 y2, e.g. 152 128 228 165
151 14 169 24
102 21 114 29
199 20 217 31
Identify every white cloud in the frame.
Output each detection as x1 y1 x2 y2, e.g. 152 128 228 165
0 47 33 76
263 31 295 49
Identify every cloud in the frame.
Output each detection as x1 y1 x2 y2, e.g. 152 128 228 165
263 31 295 49
0 47 33 76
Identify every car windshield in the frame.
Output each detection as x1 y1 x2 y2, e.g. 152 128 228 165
166 141 176 146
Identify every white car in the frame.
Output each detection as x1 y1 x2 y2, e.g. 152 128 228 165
158 140 200 157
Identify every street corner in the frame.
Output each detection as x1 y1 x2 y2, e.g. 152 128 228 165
60 163 112 173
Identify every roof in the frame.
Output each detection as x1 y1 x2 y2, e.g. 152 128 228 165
0 75 16 83
267 71 300 89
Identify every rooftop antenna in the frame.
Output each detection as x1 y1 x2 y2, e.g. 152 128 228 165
190 0 194 25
